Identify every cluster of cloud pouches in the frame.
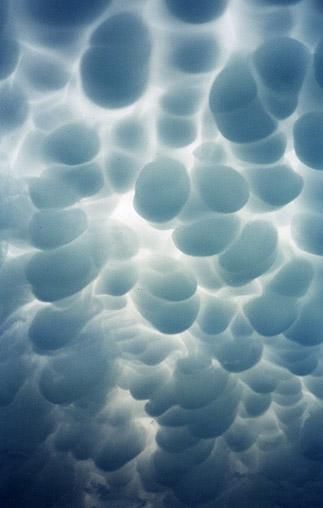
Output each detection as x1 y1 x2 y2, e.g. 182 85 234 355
3 0 323 506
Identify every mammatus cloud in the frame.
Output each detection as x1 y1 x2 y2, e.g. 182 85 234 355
1 0 323 506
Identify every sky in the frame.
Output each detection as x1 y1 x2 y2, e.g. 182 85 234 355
1 0 323 507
